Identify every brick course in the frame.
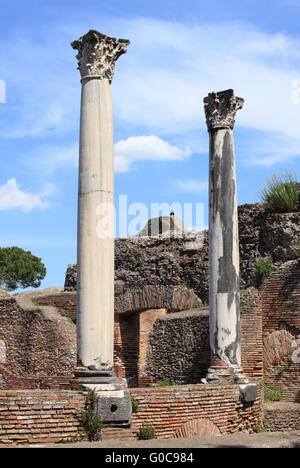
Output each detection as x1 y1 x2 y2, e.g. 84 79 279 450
261 261 300 402
107 384 263 441
0 385 263 445
0 390 85 446
264 403 300 432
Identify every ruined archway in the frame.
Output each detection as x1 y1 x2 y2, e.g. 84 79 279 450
174 418 221 438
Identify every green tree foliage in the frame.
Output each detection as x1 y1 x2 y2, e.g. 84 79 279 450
260 172 299 213
0 247 46 291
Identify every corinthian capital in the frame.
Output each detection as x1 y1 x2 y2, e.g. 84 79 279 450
204 89 244 131
71 30 130 83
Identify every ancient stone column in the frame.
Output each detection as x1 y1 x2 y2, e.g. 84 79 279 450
71 30 132 426
203 89 249 385
71 30 129 378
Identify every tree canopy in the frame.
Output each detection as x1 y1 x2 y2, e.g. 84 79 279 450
0 247 46 291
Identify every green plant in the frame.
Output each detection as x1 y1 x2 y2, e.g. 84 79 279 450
0 246 46 291
274 365 286 376
137 424 156 440
263 385 283 402
156 380 173 387
260 172 299 213
79 389 103 441
59 309 76 324
131 396 139 414
256 255 275 279
253 420 266 433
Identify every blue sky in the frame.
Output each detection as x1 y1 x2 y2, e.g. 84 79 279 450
1 0 300 290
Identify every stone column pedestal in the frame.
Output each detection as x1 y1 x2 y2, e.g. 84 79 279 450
71 30 132 426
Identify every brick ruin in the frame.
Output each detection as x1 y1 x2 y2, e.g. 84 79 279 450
0 27 298 445
0 203 299 444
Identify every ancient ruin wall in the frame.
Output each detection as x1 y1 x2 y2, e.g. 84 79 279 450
0 293 76 379
129 384 263 440
65 204 300 302
264 403 300 432
0 390 85 445
145 288 263 385
261 260 300 402
0 385 263 445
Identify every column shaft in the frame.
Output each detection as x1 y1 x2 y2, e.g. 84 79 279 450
209 128 240 368
77 78 114 371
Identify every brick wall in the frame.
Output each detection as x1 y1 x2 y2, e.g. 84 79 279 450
0 295 76 378
146 309 210 385
114 313 140 387
0 385 263 445
264 403 300 432
0 390 85 446
2 288 262 389
128 384 263 440
240 289 263 381
261 261 300 402
261 261 300 335
144 289 263 386
0 365 74 391
36 293 76 323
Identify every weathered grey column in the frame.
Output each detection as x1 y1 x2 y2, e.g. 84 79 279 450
71 30 132 425
203 89 249 385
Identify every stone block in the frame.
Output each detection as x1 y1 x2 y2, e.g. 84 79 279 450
97 389 132 426
239 383 258 403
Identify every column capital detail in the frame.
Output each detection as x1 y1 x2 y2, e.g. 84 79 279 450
72 29 130 83
204 89 244 131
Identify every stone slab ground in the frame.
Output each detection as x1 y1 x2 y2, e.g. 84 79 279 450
15 432 300 449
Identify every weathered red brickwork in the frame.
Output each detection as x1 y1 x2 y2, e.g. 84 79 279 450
0 390 85 446
261 261 300 402
0 365 73 391
0 294 76 378
35 293 76 323
240 289 263 381
264 403 300 432
107 384 263 441
1 288 262 389
0 385 262 445
114 314 140 387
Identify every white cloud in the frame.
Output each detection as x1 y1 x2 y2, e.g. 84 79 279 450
114 135 192 172
0 179 52 212
24 136 190 175
175 179 208 193
111 18 300 165
2 18 300 168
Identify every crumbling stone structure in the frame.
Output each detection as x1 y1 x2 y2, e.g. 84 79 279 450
66 204 300 301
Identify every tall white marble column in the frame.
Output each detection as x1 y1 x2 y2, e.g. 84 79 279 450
203 89 249 385
71 30 130 378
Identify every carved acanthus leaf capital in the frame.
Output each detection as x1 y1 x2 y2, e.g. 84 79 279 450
204 89 244 131
71 30 130 83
